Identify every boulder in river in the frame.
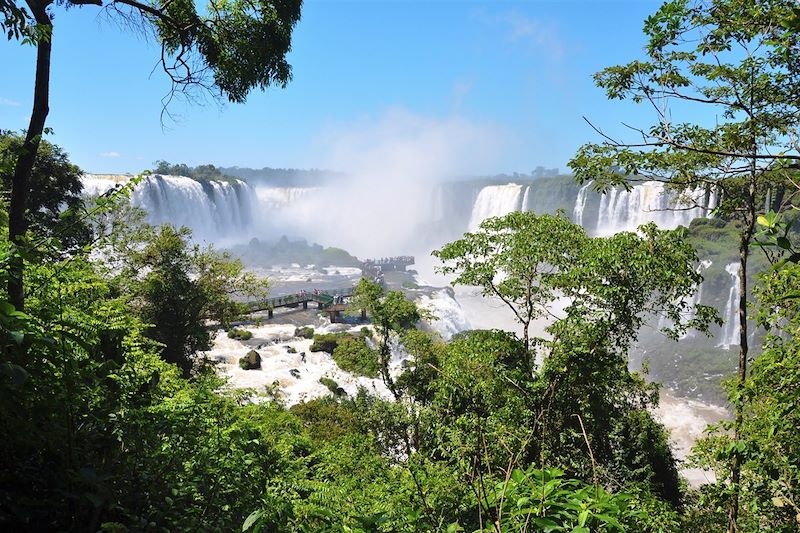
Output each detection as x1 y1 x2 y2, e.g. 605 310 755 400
239 350 262 370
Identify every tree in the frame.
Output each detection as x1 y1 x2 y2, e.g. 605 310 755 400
4 0 302 309
123 224 268 375
431 212 715 513
433 211 584 362
0 131 90 248
350 278 421 399
567 2 800 529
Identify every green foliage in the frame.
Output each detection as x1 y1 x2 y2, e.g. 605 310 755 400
690 262 800 531
152 160 235 181
330 335 379 378
0 131 90 248
295 326 315 339
228 327 253 341
476 468 636 532
116 224 268 375
319 376 346 397
310 332 344 354
351 278 422 398
229 236 361 268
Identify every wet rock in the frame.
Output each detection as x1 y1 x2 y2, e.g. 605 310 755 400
238 350 262 370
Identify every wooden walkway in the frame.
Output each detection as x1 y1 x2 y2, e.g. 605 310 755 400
245 287 355 319
242 255 414 322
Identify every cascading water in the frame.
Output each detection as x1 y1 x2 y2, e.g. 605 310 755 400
467 183 525 231
521 185 531 213
717 262 741 349
591 181 711 236
573 180 593 226
129 175 255 242
254 187 316 208
81 174 320 243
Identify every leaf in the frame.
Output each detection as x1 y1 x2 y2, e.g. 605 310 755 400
242 509 265 532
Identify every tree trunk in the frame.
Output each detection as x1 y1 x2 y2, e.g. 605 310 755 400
8 1 52 310
727 231 751 533
727 149 758 533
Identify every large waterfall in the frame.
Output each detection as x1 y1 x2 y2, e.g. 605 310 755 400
81 174 317 243
718 262 741 349
467 183 526 231
580 181 713 236
573 180 593 226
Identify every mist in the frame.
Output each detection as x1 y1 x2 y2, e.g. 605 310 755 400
261 107 505 258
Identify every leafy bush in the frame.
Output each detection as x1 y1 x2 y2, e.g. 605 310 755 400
294 326 314 339
228 327 253 341
310 333 345 353
331 336 379 378
319 376 346 397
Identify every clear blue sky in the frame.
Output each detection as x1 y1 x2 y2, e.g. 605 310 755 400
1 0 663 175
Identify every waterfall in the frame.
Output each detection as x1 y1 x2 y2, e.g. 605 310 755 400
81 174 318 243
416 289 472 341
127 175 255 242
573 180 593 226
81 174 129 196
521 185 531 212
468 183 525 231
717 262 741 349
254 186 316 208
594 181 710 236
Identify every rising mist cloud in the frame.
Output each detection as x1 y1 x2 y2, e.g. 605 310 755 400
270 107 506 258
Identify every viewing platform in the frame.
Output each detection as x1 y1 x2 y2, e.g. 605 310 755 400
245 287 355 321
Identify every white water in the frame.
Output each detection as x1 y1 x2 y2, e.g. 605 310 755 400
416 289 472 340
591 181 711 236
208 323 393 406
717 262 741 349
81 174 318 244
468 183 525 231
521 185 531 212
653 393 728 486
573 180 593 226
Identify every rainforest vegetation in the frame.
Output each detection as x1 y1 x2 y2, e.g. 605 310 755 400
1 0 800 532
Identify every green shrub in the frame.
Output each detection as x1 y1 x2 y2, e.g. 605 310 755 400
310 333 344 353
294 326 315 339
228 327 253 341
319 376 346 397
331 336 379 378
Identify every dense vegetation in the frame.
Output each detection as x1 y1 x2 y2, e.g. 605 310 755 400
230 236 361 268
152 161 235 182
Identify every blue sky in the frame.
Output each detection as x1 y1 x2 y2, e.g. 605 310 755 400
1 0 663 175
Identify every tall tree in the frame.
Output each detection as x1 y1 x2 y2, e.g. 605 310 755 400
568 2 800 529
0 131 90 248
3 0 302 309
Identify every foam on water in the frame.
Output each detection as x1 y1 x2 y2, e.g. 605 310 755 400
208 323 393 406
416 289 472 340
653 391 728 486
